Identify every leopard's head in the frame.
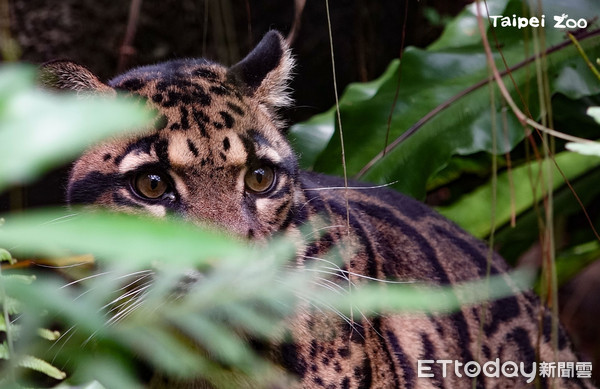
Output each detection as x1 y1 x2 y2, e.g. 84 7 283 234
41 31 301 239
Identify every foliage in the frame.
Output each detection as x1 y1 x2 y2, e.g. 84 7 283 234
290 0 600 264
290 0 600 194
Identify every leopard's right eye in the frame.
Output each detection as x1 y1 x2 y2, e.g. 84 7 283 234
244 165 276 194
131 171 169 200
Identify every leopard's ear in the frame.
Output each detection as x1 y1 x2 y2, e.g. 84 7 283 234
226 30 294 110
39 60 115 96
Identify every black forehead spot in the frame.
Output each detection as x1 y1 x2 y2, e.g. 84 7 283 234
179 106 190 130
210 85 231 96
191 85 212 106
152 80 211 108
193 109 210 124
227 102 245 116
109 58 213 88
187 139 199 157
213 111 234 129
223 137 230 151
154 138 170 165
118 78 146 91
192 109 209 137
192 67 219 81
103 153 112 162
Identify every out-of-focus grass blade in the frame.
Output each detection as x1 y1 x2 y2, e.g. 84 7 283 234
323 268 534 314
0 208 246 268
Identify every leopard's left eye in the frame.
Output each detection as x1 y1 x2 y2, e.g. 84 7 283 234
132 171 170 200
244 165 275 194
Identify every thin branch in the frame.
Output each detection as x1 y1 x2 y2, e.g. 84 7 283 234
118 0 143 73
325 0 350 235
383 0 409 156
287 0 306 45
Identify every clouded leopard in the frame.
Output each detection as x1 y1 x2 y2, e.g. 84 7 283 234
40 31 592 388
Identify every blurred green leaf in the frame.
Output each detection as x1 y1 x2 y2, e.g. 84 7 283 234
588 106 600 123
0 65 154 192
0 208 245 267
0 248 12 263
565 141 600 156
322 268 534 314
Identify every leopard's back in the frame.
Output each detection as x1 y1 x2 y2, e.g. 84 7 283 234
40 31 592 388
291 171 584 388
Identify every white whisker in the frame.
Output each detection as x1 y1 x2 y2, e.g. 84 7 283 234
39 213 80 226
304 267 352 282
303 224 345 239
317 265 416 284
60 271 112 289
314 276 350 293
295 292 365 342
301 255 416 284
311 280 345 296
50 326 78 363
107 295 148 325
101 282 153 313
304 181 398 191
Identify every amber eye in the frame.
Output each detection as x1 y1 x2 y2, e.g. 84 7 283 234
132 172 169 199
244 165 275 194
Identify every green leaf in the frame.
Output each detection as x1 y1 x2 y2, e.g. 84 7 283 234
495 166 600 263
291 0 600 199
427 0 510 50
436 151 600 238
18 354 67 380
0 65 154 192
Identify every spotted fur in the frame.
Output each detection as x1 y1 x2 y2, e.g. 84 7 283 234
41 31 593 388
